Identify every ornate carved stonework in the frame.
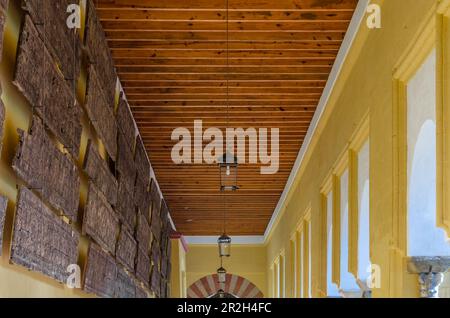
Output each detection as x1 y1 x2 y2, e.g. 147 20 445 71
407 256 450 298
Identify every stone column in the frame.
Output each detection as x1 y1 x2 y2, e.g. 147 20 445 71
407 257 450 298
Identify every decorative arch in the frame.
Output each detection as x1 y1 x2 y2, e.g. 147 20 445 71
187 274 264 298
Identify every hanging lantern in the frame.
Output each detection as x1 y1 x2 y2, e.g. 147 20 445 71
217 289 226 298
218 233 231 257
217 266 227 284
218 152 239 191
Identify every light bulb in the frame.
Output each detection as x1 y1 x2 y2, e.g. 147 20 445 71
226 166 230 176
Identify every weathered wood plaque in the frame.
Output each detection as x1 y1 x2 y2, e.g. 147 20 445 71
85 65 117 161
0 0 7 63
22 0 81 84
13 117 80 221
0 91 4 154
151 241 161 269
0 195 7 256
134 136 150 187
116 93 136 150
85 0 117 107
116 177 136 231
134 175 151 223
136 246 151 287
14 16 82 158
114 266 136 298
84 243 117 298
116 226 137 273
136 212 152 254
83 183 120 255
84 140 118 206
117 132 136 190
10 187 79 283
150 267 161 296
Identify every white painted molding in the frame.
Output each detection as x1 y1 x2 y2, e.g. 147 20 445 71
184 236 265 245
262 0 371 242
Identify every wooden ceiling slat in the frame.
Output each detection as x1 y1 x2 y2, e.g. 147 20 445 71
96 0 358 10
95 0 357 235
97 9 354 21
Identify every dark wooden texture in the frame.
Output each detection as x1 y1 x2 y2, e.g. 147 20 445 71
84 243 117 298
116 93 136 150
94 0 358 234
150 267 161 297
151 240 160 269
22 0 81 84
12 117 80 221
114 266 136 298
83 183 120 255
14 15 82 158
115 226 137 273
85 0 117 107
150 179 161 220
84 140 118 206
85 65 118 160
117 131 136 190
135 246 150 287
0 87 4 154
134 174 151 223
0 0 7 63
10 187 79 283
136 212 151 254
0 195 7 256
134 136 150 186
116 176 136 231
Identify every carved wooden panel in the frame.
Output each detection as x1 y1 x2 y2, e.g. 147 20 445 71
12 117 80 221
134 175 151 223
135 136 150 187
85 65 117 161
85 0 117 108
14 16 82 158
114 266 136 298
136 212 151 254
150 267 161 297
151 210 162 243
116 93 136 150
0 0 7 63
10 187 79 283
0 91 4 154
84 140 118 206
22 0 81 84
151 240 161 269
135 284 149 298
83 183 120 255
116 177 136 232
84 243 117 298
135 246 150 287
0 195 7 256
116 226 137 273
150 179 161 222
117 132 136 190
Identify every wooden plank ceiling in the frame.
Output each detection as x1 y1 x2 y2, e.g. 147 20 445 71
95 0 358 235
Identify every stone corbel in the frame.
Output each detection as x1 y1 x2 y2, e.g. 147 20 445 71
407 256 450 298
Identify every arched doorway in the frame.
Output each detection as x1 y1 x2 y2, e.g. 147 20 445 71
187 274 264 298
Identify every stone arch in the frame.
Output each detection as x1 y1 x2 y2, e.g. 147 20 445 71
187 274 263 298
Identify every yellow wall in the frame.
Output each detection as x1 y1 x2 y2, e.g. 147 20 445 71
265 0 447 298
185 244 267 297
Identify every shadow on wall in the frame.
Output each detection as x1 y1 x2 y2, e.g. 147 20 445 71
187 274 263 298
